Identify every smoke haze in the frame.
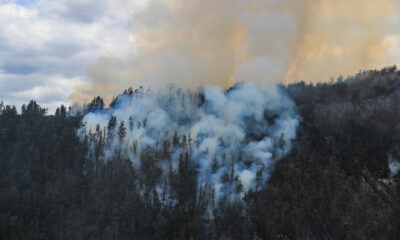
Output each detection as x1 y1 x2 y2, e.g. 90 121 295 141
388 154 400 177
70 0 400 104
284 0 400 84
79 83 299 200
73 0 399 198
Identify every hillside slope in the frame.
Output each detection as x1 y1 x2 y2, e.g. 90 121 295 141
0 66 400 239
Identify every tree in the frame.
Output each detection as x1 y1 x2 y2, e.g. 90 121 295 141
88 96 105 112
117 121 127 140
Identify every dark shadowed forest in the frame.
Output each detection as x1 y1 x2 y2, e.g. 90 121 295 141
1 66 400 240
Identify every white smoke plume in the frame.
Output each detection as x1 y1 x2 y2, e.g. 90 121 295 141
79 82 298 200
388 154 400 178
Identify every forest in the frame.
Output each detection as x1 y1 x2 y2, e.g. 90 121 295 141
1 66 400 240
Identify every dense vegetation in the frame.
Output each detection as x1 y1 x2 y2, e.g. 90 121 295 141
1 66 400 239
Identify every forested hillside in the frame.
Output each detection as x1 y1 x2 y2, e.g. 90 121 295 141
1 66 400 240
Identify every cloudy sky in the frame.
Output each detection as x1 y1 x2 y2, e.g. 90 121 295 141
0 0 399 113
0 0 137 113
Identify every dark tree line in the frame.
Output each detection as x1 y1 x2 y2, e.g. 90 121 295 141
1 66 400 239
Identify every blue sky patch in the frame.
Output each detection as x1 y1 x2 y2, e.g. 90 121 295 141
16 0 36 6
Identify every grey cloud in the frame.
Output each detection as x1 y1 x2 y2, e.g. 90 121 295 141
62 2 108 23
2 63 38 75
35 0 109 23
0 1 131 112
0 75 44 94
45 41 84 58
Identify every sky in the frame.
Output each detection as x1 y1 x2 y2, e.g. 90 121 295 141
0 0 399 113
0 0 135 112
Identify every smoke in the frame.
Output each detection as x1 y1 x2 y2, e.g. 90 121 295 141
70 0 301 104
72 0 397 199
70 0 400 104
388 154 400 178
284 0 400 83
79 82 299 200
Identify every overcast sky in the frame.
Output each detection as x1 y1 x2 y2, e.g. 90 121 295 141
1 0 399 114
0 0 136 113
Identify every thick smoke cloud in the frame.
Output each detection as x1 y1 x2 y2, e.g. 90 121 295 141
70 0 301 104
70 0 400 104
79 83 299 200
284 0 400 83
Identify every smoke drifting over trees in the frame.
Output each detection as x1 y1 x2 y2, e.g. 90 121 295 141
1 67 400 239
79 83 298 201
